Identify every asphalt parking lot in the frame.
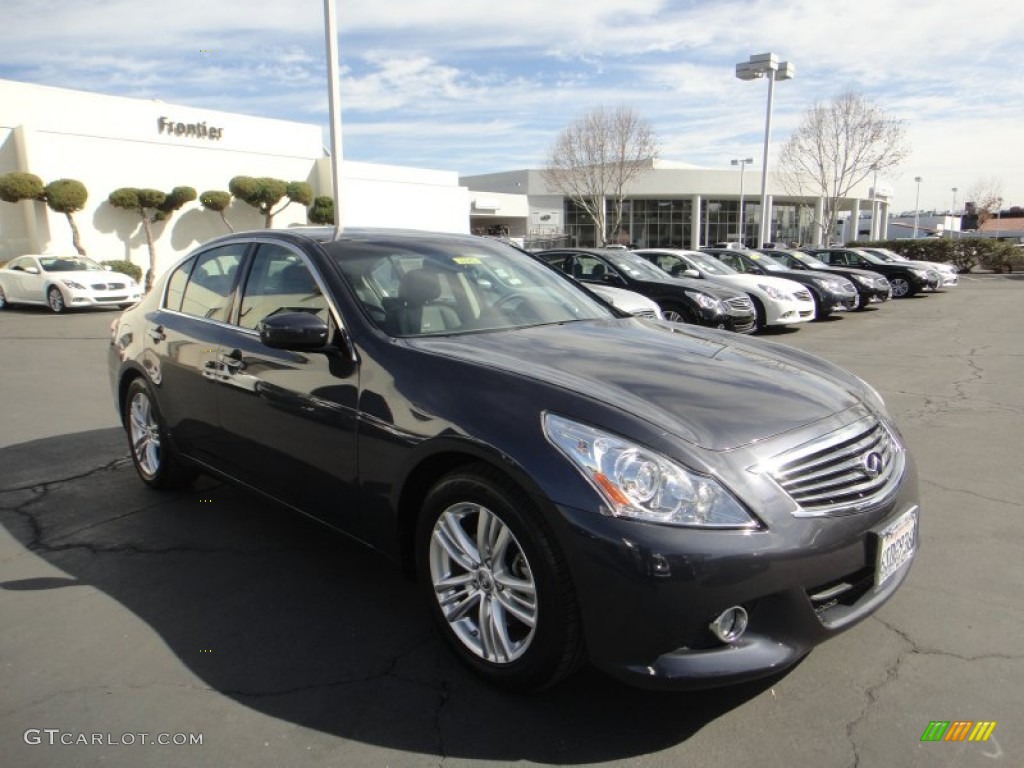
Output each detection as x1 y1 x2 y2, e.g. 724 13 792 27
1 277 1022 768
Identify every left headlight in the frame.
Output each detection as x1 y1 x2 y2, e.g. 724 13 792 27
62 280 86 290
695 292 723 311
543 413 758 529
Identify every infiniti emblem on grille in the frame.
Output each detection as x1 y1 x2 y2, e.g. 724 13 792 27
861 451 884 478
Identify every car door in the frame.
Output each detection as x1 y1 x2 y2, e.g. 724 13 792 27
149 243 249 465
213 241 360 530
11 257 44 302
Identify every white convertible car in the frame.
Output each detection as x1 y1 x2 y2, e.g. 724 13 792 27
0 255 141 313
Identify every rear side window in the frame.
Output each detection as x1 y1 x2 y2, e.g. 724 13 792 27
178 244 247 321
164 256 195 312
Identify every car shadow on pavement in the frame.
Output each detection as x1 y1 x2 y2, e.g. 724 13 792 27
0 428 783 763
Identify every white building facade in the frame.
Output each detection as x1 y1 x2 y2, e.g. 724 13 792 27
0 79 469 276
462 160 892 249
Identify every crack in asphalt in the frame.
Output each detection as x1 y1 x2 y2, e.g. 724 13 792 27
919 477 1023 509
0 455 132 494
843 614 1024 767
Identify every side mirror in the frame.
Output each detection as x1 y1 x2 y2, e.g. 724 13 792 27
259 312 330 351
682 268 700 278
24 266 40 275
103 264 113 271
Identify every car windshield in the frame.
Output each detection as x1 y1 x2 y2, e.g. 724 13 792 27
327 237 615 336
39 257 104 272
679 250 738 276
605 251 678 281
741 250 789 273
792 252 831 270
849 249 885 264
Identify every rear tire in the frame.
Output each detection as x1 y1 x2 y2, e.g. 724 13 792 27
416 464 584 691
123 378 197 489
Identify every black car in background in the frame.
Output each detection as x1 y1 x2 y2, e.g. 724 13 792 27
108 227 919 692
535 247 756 333
803 247 940 298
700 247 859 318
760 248 892 310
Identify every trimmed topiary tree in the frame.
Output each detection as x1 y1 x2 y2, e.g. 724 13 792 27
108 186 197 291
44 179 89 256
102 259 144 282
229 176 313 228
199 190 234 232
308 195 335 225
0 173 89 256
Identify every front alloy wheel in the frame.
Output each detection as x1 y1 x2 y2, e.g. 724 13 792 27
0 284 7 309
889 277 914 298
47 286 65 313
417 465 583 691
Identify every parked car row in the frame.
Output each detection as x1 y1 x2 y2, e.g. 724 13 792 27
108 227 920 692
533 245 951 334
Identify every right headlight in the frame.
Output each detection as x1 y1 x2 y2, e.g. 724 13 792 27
695 292 723 311
757 283 787 300
543 413 758 529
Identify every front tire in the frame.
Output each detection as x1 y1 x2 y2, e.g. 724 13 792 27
890 276 915 298
416 464 583 691
659 303 694 324
0 284 8 309
47 286 66 313
123 378 197 489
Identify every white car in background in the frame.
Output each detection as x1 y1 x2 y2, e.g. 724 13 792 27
586 283 664 320
0 254 142 313
633 248 816 330
858 247 958 287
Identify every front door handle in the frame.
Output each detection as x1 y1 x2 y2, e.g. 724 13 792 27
147 325 166 342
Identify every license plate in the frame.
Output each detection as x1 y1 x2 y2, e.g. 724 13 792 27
876 507 917 586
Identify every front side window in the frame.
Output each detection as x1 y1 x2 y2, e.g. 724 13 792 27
38 256 104 272
238 244 328 330
179 244 246 321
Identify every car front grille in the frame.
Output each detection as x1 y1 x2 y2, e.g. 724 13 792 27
725 296 754 312
793 289 813 302
876 278 890 289
91 282 127 290
633 309 659 319
756 415 905 516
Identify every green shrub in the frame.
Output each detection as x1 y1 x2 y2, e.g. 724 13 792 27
848 237 1024 273
102 260 143 282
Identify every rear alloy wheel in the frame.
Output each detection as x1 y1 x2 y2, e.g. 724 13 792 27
889 277 914 298
417 464 583 691
47 286 66 313
124 378 197 489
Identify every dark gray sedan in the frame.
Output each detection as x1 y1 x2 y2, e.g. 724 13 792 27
108 227 920 691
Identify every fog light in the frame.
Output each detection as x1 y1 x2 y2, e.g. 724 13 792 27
709 606 748 643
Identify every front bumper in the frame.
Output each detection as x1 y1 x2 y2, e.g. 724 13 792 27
551 461 919 690
67 287 142 308
820 290 858 314
700 307 756 335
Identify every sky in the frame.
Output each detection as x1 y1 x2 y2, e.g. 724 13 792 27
3 0 1023 214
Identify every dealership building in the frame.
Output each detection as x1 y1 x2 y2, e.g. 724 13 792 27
2 78 892 278
461 162 892 250
0 79 469 275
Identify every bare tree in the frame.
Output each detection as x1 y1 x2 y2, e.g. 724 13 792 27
542 106 658 246
965 177 1004 228
778 91 909 244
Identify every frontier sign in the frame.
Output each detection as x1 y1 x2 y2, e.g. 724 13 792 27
157 116 224 141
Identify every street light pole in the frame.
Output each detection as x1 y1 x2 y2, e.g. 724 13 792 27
913 176 923 238
731 158 754 245
736 53 795 248
951 186 958 240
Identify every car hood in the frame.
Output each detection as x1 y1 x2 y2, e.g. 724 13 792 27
410 320 862 451
586 284 659 314
703 273 808 297
631 277 747 302
46 270 132 284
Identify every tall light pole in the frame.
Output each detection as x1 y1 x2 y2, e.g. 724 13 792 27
731 157 754 245
323 0 345 238
913 176 923 238
870 164 879 240
951 186 958 240
736 53 795 248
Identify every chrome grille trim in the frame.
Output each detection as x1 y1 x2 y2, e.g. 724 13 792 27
752 415 905 517
794 289 813 301
725 296 754 311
